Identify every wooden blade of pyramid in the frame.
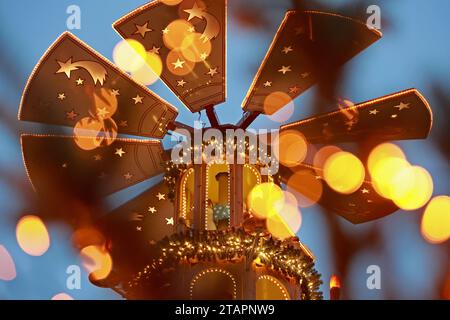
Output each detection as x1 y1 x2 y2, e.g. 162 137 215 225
95 181 175 276
280 89 432 144
21 134 167 199
113 0 226 113
279 164 398 224
19 32 178 139
242 10 382 114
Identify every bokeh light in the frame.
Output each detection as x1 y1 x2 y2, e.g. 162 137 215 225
51 293 74 300
263 91 293 116
80 245 113 281
163 19 194 50
368 143 406 174
391 166 433 210
16 215 50 256
247 183 284 219
274 130 308 167
421 196 450 244
266 204 300 240
286 170 323 207
130 52 163 86
371 156 411 199
0 245 16 281
113 39 147 73
181 33 212 62
313 145 342 172
73 118 105 151
323 151 365 194
166 49 195 76
72 227 105 249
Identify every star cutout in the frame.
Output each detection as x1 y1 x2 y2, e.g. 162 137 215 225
136 226 142 231
93 154 102 161
200 52 208 60
119 120 128 127
362 188 370 194
278 65 292 74
206 67 218 77
56 58 78 78
177 79 187 87
184 2 204 21
263 81 272 87
133 95 144 104
124 172 133 180
148 207 157 214
76 78 84 85
172 58 185 69
57 93 66 100
188 26 195 33
156 193 166 200
62 163 68 168
65 109 78 120
282 46 293 54
149 46 161 55
369 109 379 115
134 22 153 38
165 217 174 225
97 107 110 118
394 102 410 111
162 27 169 35
301 72 310 78
111 89 120 96
289 86 300 94
391 114 398 118
115 148 125 157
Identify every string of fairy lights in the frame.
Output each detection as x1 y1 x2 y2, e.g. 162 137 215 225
126 228 323 300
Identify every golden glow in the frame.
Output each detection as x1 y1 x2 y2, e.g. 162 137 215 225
330 274 341 289
267 93 295 123
274 130 308 167
131 52 163 86
286 170 323 207
371 157 411 199
247 183 284 219
166 49 195 76
73 118 105 150
163 19 194 50
160 0 183 5
113 39 147 73
421 196 450 244
267 204 301 240
323 152 365 194
0 245 16 281
16 215 50 256
72 227 105 249
181 33 212 62
263 91 293 116
368 143 406 174
392 166 433 210
51 293 74 300
313 145 342 171
80 245 113 281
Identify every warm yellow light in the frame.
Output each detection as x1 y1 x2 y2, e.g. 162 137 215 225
51 293 74 300
323 151 365 194
266 205 299 240
160 0 183 5
0 245 16 281
330 274 341 289
131 52 163 86
263 91 293 116
368 143 406 174
274 130 308 167
247 183 284 219
313 145 342 171
113 39 147 73
16 215 50 256
166 49 195 76
181 33 212 62
286 170 323 207
421 196 450 244
391 166 433 210
370 157 411 199
163 19 194 50
80 245 113 281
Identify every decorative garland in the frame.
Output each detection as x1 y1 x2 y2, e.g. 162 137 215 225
127 227 323 300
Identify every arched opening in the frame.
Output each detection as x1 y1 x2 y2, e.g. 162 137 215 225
256 275 290 300
179 167 195 227
205 163 230 230
190 268 237 300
